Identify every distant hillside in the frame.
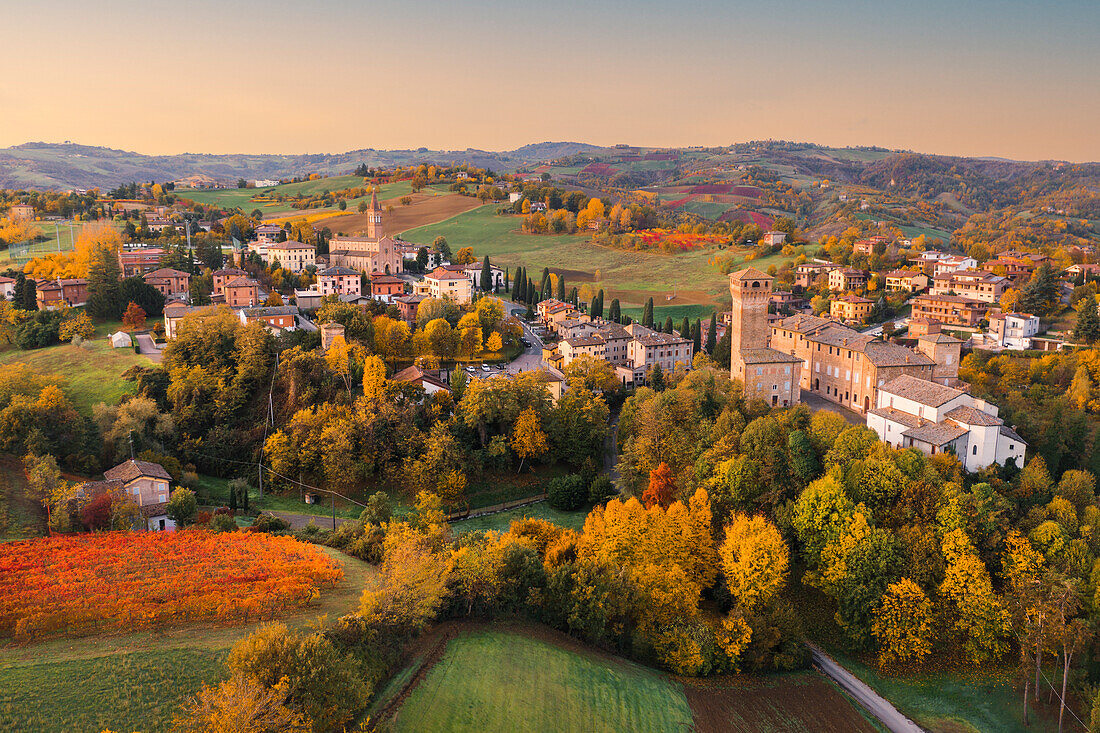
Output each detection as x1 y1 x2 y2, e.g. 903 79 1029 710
0 141 605 190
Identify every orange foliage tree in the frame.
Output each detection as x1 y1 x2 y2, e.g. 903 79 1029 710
122 301 146 331
642 462 675 508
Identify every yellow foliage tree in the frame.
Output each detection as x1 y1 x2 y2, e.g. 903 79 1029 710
510 406 547 473
485 331 503 352
360 524 450 631
940 528 1010 664
871 578 934 667
719 513 789 613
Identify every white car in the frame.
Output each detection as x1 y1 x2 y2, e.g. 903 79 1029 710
481 363 491 372
465 366 476 373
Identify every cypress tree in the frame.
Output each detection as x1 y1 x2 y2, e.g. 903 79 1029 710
664 316 674 334
680 316 690 338
527 280 536 303
692 319 702 354
87 245 122 319
504 267 509 293
12 273 25 308
480 255 492 292
516 268 526 302
643 298 654 328
622 315 632 326
540 276 549 303
569 287 578 306
595 289 605 319
23 278 37 311
609 298 621 323
557 275 565 301
706 314 717 353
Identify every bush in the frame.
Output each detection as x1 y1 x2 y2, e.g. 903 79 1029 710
252 514 291 533
166 487 197 527
211 514 238 533
588 474 616 504
547 474 587 511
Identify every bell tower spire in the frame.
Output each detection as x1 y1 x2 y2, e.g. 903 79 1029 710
367 187 383 240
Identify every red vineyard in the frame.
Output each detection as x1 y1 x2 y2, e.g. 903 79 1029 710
634 228 727 250
0 530 344 641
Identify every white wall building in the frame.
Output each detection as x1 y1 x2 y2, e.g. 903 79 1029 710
988 312 1041 350
867 374 1027 472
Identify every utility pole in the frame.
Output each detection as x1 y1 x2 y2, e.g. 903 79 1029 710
55 223 62 253
332 493 336 531
128 430 135 459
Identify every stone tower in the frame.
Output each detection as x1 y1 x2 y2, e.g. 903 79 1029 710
729 267 774 360
366 188 384 240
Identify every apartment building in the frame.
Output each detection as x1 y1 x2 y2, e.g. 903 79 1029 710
911 294 988 327
930 270 1007 303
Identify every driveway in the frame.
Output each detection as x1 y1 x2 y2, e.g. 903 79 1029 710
808 644 924 733
135 333 163 363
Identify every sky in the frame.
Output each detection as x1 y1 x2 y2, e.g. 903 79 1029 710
2 0 1098 161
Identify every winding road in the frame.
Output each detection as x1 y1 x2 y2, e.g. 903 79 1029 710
807 643 925 733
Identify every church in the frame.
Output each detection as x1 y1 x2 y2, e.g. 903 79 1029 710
728 268 803 406
327 189 405 275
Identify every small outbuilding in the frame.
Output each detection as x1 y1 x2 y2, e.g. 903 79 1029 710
110 331 133 348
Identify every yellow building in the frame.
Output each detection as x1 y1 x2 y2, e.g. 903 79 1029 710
830 293 873 323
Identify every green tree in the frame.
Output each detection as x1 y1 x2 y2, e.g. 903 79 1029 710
648 363 666 391
166 487 197 526
663 316 674 334
1073 295 1100 344
608 298 621 323
706 314 717 353
86 244 122 318
480 255 492 292
643 298 654 328
556 275 565 301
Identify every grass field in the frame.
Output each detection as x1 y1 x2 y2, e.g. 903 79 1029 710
452 501 588 534
0 545 373 732
175 177 419 218
0 455 43 541
388 629 695 733
0 332 148 415
401 205 732 311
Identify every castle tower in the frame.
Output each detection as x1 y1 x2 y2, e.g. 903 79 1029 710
366 188 384 240
729 267 774 359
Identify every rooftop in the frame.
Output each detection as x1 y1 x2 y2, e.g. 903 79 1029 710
103 459 172 483
902 421 969 446
879 374 965 407
740 347 803 364
730 267 772 282
243 305 300 317
944 405 1002 427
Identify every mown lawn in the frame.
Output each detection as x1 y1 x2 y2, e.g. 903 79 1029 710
388 629 694 733
0 334 149 414
452 500 588 534
0 454 44 541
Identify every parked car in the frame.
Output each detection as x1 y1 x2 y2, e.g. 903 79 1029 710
481 363 491 372
465 365 476 373
520 338 531 347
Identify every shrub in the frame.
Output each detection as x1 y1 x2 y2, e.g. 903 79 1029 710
211 514 238 533
588 474 616 504
252 514 291 533
166 487 197 527
547 474 587 511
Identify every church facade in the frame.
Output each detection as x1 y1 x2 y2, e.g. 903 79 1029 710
328 189 405 275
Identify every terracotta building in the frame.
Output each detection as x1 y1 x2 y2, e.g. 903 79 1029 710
223 276 260 308
328 190 404 275
728 268 802 407
911 294 988 327
830 293 873 323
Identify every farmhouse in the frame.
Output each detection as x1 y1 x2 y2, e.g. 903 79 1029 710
100 458 175 531
867 374 1027 472
828 268 868 292
392 365 450 396
9 203 34 221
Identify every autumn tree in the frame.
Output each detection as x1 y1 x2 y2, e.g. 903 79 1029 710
642 462 675 508
871 578 933 668
719 514 789 613
122 301 147 331
172 674 311 733
58 310 95 342
511 406 547 473
940 528 1009 664
360 525 451 632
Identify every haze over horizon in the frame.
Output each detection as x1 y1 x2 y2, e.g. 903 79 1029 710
3 0 1099 161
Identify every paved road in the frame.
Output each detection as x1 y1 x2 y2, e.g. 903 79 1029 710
135 333 163 363
808 643 925 733
800 392 863 425
501 303 548 375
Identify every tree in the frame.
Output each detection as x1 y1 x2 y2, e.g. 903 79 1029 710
679 316 691 339
642 462 675 508
119 277 166 317
453 247 476 265
433 235 451 260
485 331 503 351
556 274 566 301
1018 263 1060 315
511 406 547 473
480 255 492 292
608 299 621 323
58 310 95 342
706 314 717 353
664 316 674 334
643 298 654 328
1074 295 1100 344
415 246 429 272
86 243 122 319
939 529 1009 664
166 487 197 526
872 578 934 667
172 674 311 733
122 302 147 331
720 514 789 613
648 363 666 391
360 526 451 632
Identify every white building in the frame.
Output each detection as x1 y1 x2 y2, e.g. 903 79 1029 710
867 374 1027 472
464 263 505 290
253 179 280 188
988 312 1040 350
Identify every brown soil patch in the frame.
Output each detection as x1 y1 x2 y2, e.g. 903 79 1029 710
271 193 482 236
682 673 878 733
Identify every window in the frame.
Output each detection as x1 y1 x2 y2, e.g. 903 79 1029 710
756 367 763 376
972 445 977 455
1009 444 1015 451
